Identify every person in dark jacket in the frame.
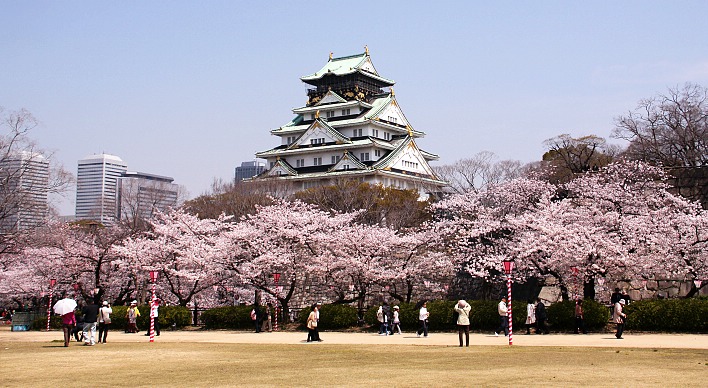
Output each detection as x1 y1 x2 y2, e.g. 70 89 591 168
72 313 85 342
81 301 100 345
535 298 549 334
253 304 263 333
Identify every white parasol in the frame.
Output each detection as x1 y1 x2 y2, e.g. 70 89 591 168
53 298 77 316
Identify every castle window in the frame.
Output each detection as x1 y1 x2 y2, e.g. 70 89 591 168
374 149 381 157
310 138 325 145
326 111 335 118
353 128 362 137
360 152 370 161
313 157 322 166
296 159 305 168
331 155 341 164
384 132 390 140
341 108 350 116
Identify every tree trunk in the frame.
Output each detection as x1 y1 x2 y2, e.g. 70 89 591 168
559 283 570 301
583 278 596 300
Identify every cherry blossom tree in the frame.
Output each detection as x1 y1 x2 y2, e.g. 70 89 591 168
115 209 235 307
226 199 358 319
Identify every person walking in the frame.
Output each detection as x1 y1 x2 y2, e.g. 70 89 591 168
535 298 549 334
253 303 262 333
574 299 587 334
314 302 323 341
614 299 627 339
525 299 536 335
146 298 160 337
72 312 85 342
61 309 76 347
391 305 402 335
81 300 99 346
306 304 320 342
494 297 508 337
261 303 273 332
126 300 140 333
376 305 386 335
416 301 430 338
454 300 472 347
97 301 112 344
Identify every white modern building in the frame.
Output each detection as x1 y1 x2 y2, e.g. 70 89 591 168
116 171 179 222
253 48 447 196
75 153 128 225
0 151 49 232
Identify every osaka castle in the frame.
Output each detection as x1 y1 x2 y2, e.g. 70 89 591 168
254 48 447 197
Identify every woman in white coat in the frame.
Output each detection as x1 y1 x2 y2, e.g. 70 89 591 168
454 300 472 347
525 299 536 335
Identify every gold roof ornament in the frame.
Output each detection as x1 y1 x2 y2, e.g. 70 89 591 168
315 110 320 119
329 52 333 60
390 87 395 96
364 45 369 55
407 125 413 137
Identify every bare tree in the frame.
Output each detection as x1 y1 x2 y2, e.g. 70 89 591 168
117 177 188 231
0 107 73 239
538 134 619 184
613 83 708 168
433 151 523 194
182 178 279 220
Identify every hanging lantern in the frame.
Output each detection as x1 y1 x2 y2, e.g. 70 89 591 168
503 259 515 275
149 270 159 283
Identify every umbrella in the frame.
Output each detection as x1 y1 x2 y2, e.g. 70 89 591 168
53 298 77 316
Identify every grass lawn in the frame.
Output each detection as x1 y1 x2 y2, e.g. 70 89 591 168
0 341 706 387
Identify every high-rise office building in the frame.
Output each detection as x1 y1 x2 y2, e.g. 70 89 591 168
0 151 49 232
75 153 128 225
235 160 266 183
116 171 179 222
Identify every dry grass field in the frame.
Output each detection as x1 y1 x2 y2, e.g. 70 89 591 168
0 340 706 387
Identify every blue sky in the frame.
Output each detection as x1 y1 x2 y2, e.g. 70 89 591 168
2 1 707 215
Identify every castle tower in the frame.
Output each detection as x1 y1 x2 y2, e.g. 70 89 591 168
254 49 446 196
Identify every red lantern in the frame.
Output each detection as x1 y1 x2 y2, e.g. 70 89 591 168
149 270 159 283
49 278 57 287
272 273 281 283
503 260 515 275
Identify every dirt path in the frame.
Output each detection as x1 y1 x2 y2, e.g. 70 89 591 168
2 326 706 349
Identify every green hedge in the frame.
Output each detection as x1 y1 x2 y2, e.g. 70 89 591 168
546 300 609 332
32 305 190 331
200 306 255 329
362 300 527 332
297 304 359 330
624 298 708 332
108 305 191 331
31 315 62 331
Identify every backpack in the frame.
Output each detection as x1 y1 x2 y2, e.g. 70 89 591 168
452 310 459 325
250 309 257 321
